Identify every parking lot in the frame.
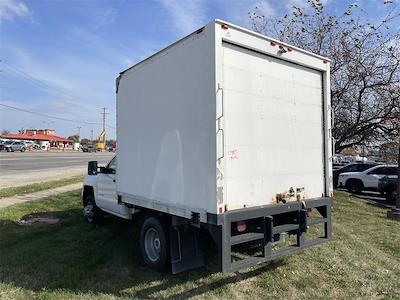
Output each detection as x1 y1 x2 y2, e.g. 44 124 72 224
0 151 114 188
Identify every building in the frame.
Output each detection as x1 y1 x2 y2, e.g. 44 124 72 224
0 128 71 150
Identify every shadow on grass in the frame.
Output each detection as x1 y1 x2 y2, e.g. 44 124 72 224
0 207 284 299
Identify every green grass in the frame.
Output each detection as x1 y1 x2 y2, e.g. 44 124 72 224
0 176 84 199
0 190 399 299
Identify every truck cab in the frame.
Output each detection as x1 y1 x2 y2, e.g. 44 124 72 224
82 156 131 222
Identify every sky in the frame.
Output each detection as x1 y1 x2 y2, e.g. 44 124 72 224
0 0 398 139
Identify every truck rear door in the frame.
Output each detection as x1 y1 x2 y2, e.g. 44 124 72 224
222 42 325 210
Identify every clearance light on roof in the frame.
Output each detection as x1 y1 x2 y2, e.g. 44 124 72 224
287 47 293 52
196 27 204 34
221 24 229 30
270 41 277 46
323 60 328 64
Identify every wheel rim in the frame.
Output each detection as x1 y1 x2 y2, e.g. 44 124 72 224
392 191 398 203
83 202 94 222
144 227 161 262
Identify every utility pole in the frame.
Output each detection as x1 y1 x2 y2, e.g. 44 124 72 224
90 129 94 141
101 107 108 132
77 126 81 138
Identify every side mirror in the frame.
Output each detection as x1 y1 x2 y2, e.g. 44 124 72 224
88 161 98 175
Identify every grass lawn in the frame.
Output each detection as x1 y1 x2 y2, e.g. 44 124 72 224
0 190 399 299
0 176 84 199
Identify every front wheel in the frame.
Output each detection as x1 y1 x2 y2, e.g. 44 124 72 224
140 217 169 271
346 180 363 194
386 190 398 205
83 194 103 224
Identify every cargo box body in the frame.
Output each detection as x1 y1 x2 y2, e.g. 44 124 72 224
117 20 332 222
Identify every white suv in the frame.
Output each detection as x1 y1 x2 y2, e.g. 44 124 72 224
338 165 397 193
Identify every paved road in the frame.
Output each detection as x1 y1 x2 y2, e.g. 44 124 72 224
0 151 114 188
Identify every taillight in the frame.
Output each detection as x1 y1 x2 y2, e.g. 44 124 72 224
237 221 246 232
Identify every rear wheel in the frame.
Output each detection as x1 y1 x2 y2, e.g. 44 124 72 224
346 180 363 194
20 147 26 152
140 217 169 271
83 194 103 224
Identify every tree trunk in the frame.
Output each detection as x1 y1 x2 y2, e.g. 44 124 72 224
396 143 400 209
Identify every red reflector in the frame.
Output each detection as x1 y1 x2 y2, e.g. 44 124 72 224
237 221 246 232
270 41 276 46
323 60 328 64
196 27 204 34
287 47 293 52
221 24 229 30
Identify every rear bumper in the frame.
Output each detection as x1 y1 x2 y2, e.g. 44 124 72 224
211 197 332 273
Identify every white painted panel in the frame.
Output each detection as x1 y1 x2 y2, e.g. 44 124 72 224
222 43 325 210
117 27 217 214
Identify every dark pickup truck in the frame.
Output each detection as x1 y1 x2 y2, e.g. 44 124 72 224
378 176 398 204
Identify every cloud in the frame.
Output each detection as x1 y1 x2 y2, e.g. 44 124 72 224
254 1 276 18
158 0 207 35
93 0 126 31
285 0 329 10
0 0 30 21
215 0 275 28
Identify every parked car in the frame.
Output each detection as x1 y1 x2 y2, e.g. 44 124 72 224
338 165 398 193
108 144 116 152
0 140 14 151
82 144 96 152
378 175 398 204
24 141 40 150
4 141 27 152
333 163 379 188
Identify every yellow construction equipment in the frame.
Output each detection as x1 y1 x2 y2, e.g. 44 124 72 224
96 130 106 151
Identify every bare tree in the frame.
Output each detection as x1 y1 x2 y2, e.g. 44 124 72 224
1 129 11 135
249 0 400 153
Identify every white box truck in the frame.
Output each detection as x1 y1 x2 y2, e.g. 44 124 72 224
82 19 333 274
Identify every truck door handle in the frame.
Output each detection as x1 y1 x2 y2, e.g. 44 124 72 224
113 179 116 182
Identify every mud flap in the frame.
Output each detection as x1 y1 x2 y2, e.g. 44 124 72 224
170 223 204 274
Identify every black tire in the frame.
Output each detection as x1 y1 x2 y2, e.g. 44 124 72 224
386 190 397 204
20 147 26 152
346 180 363 194
83 194 103 224
6 148 11 152
140 217 169 271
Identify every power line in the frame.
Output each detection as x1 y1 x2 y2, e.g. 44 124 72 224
2 62 116 114
0 103 116 130
3 62 88 105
